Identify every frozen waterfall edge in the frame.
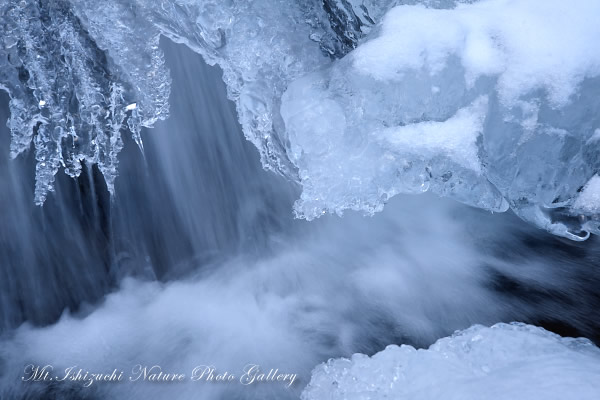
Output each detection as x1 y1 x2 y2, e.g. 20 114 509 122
1 0 599 240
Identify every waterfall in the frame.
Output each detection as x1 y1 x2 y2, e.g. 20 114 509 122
0 38 297 331
0 27 599 400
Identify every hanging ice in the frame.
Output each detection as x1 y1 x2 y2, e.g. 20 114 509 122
1 0 599 239
0 0 350 203
301 323 600 400
0 0 171 203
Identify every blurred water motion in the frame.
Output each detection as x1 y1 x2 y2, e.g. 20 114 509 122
0 38 598 400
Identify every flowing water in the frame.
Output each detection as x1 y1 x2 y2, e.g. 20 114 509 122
0 38 598 400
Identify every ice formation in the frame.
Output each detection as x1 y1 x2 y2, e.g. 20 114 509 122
574 175 600 214
1 0 599 239
0 0 171 202
282 0 600 240
302 323 600 400
0 0 366 203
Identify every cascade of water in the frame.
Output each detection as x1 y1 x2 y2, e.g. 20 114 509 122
0 38 296 332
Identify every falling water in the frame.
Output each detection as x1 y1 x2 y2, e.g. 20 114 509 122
0 39 599 400
0 37 296 331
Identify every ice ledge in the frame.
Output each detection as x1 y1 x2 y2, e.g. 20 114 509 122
2 0 599 240
281 0 600 240
302 322 600 400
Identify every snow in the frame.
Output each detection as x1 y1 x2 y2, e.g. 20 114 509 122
354 0 600 106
